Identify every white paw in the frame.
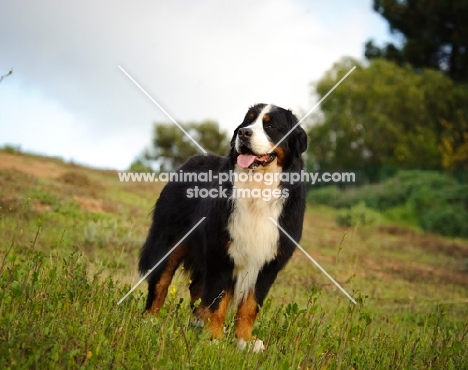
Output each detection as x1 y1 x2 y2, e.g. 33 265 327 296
237 339 247 350
191 317 204 328
237 338 266 353
252 339 266 353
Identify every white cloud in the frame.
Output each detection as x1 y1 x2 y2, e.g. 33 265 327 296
0 0 389 169
0 86 85 156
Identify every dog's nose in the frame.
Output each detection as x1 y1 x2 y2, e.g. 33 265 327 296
238 128 252 140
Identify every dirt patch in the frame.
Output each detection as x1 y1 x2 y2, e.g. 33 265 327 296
0 170 38 212
0 152 65 179
378 226 468 258
378 225 415 237
31 199 52 213
361 256 468 285
60 171 92 187
58 171 103 198
73 196 104 213
123 182 164 197
0 168 37 193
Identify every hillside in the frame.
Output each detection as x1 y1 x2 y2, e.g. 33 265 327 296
1 149 467 368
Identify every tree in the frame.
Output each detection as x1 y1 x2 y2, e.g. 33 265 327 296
365 0 468 83
146 120 229 171
307 57 468 182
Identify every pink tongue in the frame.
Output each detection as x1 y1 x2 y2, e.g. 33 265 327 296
237 154 256 168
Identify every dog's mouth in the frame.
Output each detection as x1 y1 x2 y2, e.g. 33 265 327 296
236 147 276 169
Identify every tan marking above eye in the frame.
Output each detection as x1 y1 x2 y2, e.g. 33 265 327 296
262 115 271 123
247 113 255 120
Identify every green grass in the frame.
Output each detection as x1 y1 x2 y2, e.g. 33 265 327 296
1 150 468 369
1 247 467 369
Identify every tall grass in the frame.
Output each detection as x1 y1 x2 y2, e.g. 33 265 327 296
1 221 467 369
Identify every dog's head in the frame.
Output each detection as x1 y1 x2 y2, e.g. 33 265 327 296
230 104 307 170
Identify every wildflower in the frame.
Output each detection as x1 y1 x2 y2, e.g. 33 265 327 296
169 284 177 297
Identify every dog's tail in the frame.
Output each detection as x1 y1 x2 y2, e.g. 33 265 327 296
138 204 190 277
139 208 181 279
139 225 161 277
138 182 200 278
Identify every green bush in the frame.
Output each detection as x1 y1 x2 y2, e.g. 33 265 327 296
420 204 468 238
354 171 457 211
352 183 406 210
307 185 346 208
308 171 457 212
1 144 21 154
129 159 153 173
409 186 451 215
308 170 468 238
383 204 419 226
336 202 381 227
452 184 468 209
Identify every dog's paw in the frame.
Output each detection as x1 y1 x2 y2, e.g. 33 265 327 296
237 338 266 353
191 317 204 328
252 339 266 353
237 339 247 351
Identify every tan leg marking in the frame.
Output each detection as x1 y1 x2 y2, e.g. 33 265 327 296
235 291 258 341
196 290 232 339
147 243 187 314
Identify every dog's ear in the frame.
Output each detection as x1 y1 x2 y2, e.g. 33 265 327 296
286 110 308 155
295 126 308 154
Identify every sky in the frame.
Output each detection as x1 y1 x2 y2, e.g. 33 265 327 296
0 0 391 170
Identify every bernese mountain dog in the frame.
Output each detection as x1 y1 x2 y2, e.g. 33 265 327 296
139 103 307 352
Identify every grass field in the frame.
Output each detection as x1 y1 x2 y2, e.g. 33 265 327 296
1 149 467 369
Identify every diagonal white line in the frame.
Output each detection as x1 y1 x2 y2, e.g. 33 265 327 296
269 217 357 305
269 66 356 153
117 217 206 305
118 65 207 154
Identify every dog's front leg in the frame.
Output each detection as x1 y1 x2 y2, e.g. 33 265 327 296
234 291 258 342
194 259 234 339
235 259 285 352
195 288 232 339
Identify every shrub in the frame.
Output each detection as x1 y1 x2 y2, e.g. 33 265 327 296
1 144 21 154
452 184 468 209
307 185 345 208
336 202 381 227
351 183 406 210
355 171 457 211
420 204 468 238
129 159 153 173
308 170 468 238
383 204 419 226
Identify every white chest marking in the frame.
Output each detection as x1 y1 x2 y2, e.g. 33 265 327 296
227 169 284 304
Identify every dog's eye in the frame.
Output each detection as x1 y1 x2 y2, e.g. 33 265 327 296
262 114 273 129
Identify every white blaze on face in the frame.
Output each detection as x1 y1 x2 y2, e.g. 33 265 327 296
235 104 274 155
